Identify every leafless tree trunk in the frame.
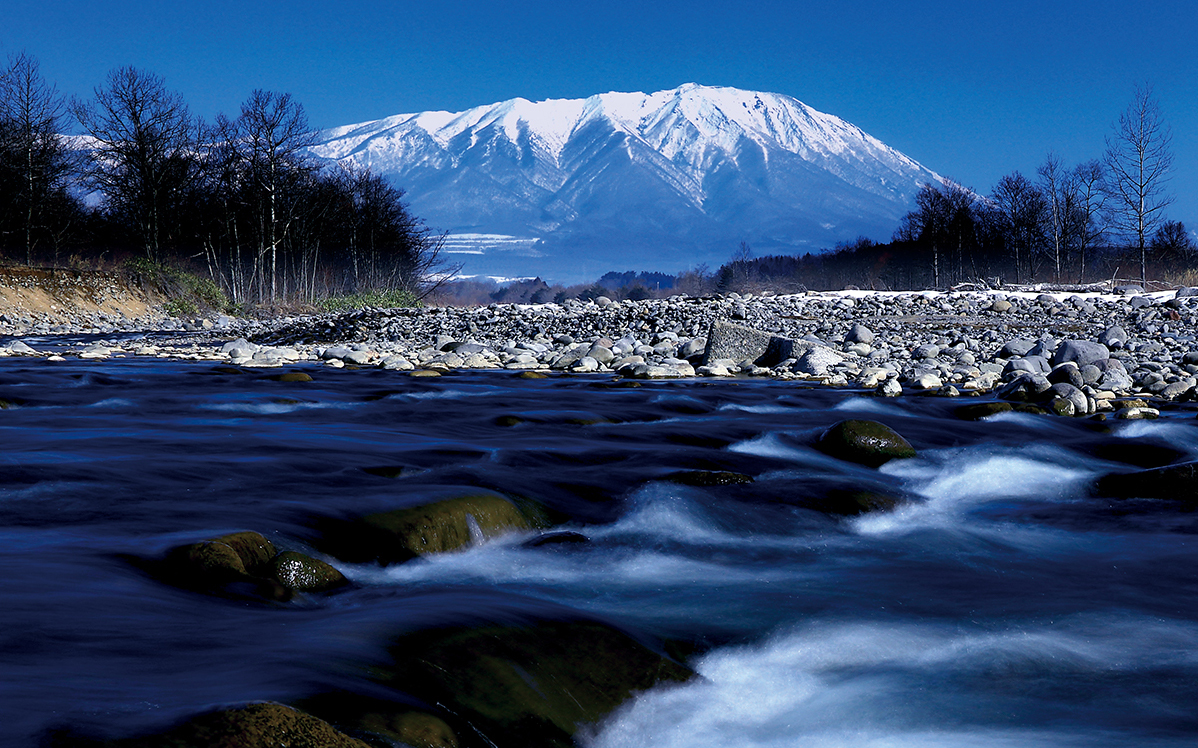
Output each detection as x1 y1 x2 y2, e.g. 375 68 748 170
1104 84 1174 285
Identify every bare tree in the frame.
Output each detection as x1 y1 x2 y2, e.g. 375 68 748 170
237 90 316 302
1037 153 1069 283
72 66 199 259
989 171 1046 284
1067 160 1107 283
0 52 77 264
1104 84 1174 284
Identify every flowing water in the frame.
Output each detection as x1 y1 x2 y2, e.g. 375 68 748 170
1 355 1196 746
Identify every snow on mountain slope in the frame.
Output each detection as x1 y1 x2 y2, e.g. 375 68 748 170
309 84 942 283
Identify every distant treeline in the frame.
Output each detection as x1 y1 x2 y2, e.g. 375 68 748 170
0 54 449 308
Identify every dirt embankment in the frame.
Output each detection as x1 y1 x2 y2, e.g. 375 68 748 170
0 266 160 323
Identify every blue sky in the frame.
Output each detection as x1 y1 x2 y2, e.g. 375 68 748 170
4 0 1196 232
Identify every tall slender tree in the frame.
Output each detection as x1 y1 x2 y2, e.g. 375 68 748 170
988 171 1046 284
1104 84 1174 284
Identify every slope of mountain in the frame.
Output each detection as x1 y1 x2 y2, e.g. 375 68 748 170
309 83 941 283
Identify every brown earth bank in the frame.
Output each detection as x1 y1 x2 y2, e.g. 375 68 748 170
0 265 159 323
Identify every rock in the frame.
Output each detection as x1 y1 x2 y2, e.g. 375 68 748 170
1043 382 1089 415
1052 340 1110 368
270 551 349 593
912 372 942 390
876 378 902 397
702 320 798 367
274 371 313 382
845 323 875 344
1048 363 1085 388
997 372 1051 401
999 338 1036 358
331 493 543 565
664 470 754 486
1114 284 1143 295
1098 325 1128 350
990 299 1012 312
1093 461 1198 507
794 346 844 376
377 620 695 748
524 531 590 547
1114 406 1159 420
1175 286 1198 298
8 340 36 354
955 401 1013 420
809 489 904 516
168 531 276 585
815 419 916 467
100 702 372 748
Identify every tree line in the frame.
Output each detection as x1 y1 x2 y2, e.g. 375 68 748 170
713 84 1191 294
0 53 449 307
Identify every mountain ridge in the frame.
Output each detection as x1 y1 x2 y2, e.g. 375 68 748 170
309 83 943 282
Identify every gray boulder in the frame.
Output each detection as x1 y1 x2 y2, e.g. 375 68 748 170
794 347 844 376
1098 326 1128 350
1052 340 1110 368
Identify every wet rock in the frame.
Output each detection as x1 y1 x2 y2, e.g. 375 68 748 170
354 710 458 748
273 371 313 383
168 531 276 585
954 401 1013 420
997 372 1051 401
664 470 755 486
1093 461 1198 507
815 419 916 467
331 493 543 565
378 620 695 748
97 702 371 748
524 530 590 547
270 551 348 593
808 489 904 516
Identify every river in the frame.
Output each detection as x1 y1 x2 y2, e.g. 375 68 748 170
1 357 1195 746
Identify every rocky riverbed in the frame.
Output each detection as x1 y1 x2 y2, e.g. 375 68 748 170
5 285 1198 418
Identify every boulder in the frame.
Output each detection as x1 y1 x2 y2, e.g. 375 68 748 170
1052 340 1110 368
99 702 371 748
331 493 543 565
1093 461 1198 507
377 620 695 748
702 320 804 367
794 347 844 376
168 531 276 585
270 551 348 593
815 419 916 467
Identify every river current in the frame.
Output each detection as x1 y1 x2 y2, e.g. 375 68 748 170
1 355 1196 746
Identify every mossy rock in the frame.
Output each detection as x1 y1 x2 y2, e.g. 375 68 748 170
361 465 405 478
524 530 590 547
664 470 754 486
954 401 1013 420
517 371 548 379
493 415 526 427
409 370 442 377
815 419 916 467
168 531 276 584
379 620 695 748
270 551 349 593
274 371 313 383
336 493 544 564
1093 461 1198 507
355 711 458 748
100 702 371 748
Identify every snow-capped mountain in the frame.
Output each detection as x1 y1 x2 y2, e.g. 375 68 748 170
309 83 941 283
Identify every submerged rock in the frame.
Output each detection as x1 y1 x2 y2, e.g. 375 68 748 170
815 419 916 467
330 493 543 565
94 702 371 748
378 619 695 748
1093 461 1198 507
167 531 276 586
664 470 755 486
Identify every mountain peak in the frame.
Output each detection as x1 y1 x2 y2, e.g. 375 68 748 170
309 85 940 283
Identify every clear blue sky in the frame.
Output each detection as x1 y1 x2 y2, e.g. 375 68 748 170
4 0 1196 233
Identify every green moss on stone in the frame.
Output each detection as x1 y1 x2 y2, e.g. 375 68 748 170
815 419 916 467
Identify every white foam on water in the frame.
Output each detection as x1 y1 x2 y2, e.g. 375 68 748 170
1114 419 1198 457
832 397 903 415
88 398 136 408
855 445 1096 535
200 400 361 415
583 616 1198 748
718 402 795 414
